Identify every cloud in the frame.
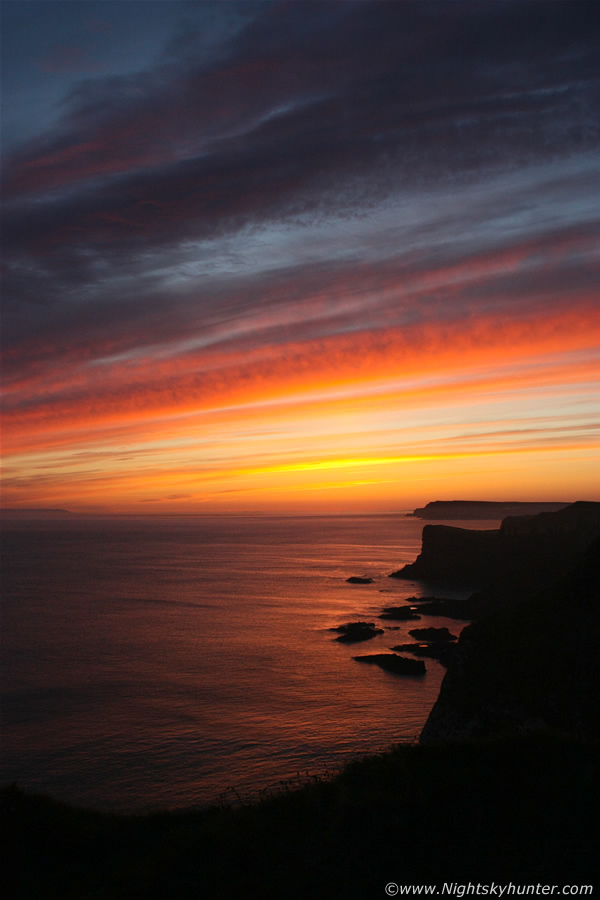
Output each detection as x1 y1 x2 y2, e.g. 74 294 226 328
140 494 192 503
4 1 597 203
2 0 598 510
3 296 598 455
3 173 598 401
40 45 106 75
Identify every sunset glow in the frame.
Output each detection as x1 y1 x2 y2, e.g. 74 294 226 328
2 1 599 513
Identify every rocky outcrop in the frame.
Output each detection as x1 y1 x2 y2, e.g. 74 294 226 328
408 501 569 519
390 642 457 667
353 653 426 675
405 595 480 620
346 576 374 584
378 606 421 621
332 622 384 643
420 532 600 743
408 626 457 642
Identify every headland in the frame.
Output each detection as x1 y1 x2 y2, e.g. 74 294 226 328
408 500 570 519
3 500 598 897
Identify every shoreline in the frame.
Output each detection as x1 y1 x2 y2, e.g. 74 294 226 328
3 503 599 895
4 732 598 898
3 504 596 808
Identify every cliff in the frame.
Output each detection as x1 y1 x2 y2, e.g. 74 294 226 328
421 537 600 742
501 499 600 536
393 501 600 604
408 500 569 519
392 524 501 588
419 503 600 743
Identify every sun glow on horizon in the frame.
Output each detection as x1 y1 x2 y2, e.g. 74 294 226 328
2 2 599 514
3 308 599 513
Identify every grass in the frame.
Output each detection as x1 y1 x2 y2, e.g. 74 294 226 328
3 732 598 899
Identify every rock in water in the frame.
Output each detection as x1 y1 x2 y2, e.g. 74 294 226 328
378 606 421 621
332 622 384 643
390 642 457 667
353 653 426 675
408 626 457 642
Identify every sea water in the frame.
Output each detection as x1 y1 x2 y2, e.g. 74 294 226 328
0 514 493 812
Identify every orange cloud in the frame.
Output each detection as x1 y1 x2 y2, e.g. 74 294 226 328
3 293 598 511
4 300 598 438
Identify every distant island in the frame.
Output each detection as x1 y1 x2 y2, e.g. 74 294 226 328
1 508 73 517
407 500 570 519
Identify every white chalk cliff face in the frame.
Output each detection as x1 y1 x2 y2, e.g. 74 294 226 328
419 507 600 744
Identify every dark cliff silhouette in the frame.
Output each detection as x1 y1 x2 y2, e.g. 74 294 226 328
394 501 600 609
417 503 600 742
408 500 569 519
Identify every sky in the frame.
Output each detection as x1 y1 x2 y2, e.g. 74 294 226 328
1 0 599 515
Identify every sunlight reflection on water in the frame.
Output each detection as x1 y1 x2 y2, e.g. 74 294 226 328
1 514 489 811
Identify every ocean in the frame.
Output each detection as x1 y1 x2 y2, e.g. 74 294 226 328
0 513 491 812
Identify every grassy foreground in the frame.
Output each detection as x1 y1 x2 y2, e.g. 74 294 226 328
3 733 598 899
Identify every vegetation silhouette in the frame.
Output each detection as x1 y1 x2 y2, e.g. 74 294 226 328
3 733 598 899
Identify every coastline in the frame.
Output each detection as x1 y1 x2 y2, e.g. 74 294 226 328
4 736 597 898
3 502 599 897
0 513 442 812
